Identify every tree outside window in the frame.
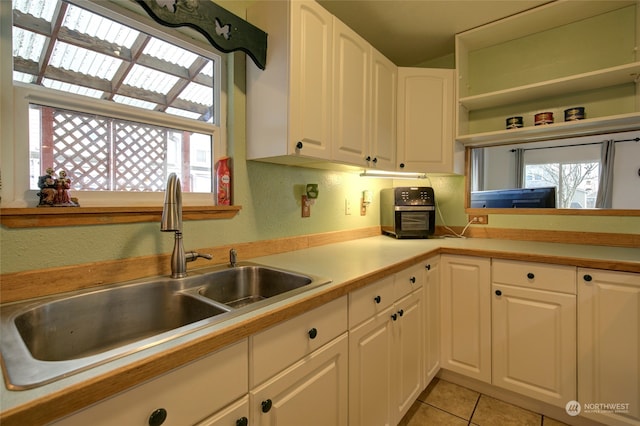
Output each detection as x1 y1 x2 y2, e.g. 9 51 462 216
525 162 599 208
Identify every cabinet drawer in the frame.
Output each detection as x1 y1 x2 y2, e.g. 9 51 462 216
395 263 424 300
349 275 395 328
250 296 347 387
53 340 248 426
492 259 576 294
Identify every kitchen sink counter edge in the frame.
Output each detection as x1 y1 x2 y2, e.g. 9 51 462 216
1 235 639 425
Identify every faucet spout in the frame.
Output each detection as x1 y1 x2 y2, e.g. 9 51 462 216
161 173 182 232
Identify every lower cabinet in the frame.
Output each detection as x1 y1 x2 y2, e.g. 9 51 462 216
196 396 249 426
250 333 348 426
578 268 640 426
491 260 577 408
440 255 491 383
348 263 424 426
52 340 248 426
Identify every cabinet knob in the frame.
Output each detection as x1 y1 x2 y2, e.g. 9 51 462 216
236 417 249 426
308 327 318 339
583 274 593 282
374 295 381 304
410 276 416 284
495 290 502 296
365 156 371 162
262 399 273 413
296 141 303 150
372 157 378 163
398 309 404 317
527 272 535 280
399 163 405 169
425 264 431 270
148 408 167 426
391 313 398 321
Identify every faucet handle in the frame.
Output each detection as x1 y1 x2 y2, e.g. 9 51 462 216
185 251 213 262
229 248 238 267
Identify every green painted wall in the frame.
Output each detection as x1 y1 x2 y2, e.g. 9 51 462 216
1 1 638 275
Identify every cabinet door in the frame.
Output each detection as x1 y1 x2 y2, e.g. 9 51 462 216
349 306 394 426
370 49 397 170
492 284 576 407
578 269 640 426
251 334 348 426
440 255 491 383
392 290 423 424
53 340 248 426
331 18 370 166
290 0 333 159
196 396 249 426
397 68 459 174
423 257 440 386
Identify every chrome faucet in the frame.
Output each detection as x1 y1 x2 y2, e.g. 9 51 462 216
161 173 212 278
229 248 238 267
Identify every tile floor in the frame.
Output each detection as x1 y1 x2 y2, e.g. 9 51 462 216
399 378 570 426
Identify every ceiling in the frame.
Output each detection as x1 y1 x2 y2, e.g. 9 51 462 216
317 0 550 66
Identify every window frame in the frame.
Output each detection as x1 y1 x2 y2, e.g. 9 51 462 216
2 0 228 208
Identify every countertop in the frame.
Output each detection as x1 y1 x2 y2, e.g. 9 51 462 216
2 236 639 425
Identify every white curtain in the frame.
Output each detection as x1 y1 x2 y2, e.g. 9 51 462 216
595 140 615 208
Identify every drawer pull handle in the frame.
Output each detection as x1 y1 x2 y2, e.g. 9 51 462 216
262 399 273 413
391 313 398 321
374 295 381 304
527 272 535 280
410 276 416 284
583 274 593 282
308 328 318 339
398 309 404 317
495 290 502 296
236 417 249 426
148 408 167 426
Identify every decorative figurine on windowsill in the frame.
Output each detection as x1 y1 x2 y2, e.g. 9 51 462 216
37 167 79 207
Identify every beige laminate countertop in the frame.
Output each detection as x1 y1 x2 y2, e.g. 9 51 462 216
2 236 639 425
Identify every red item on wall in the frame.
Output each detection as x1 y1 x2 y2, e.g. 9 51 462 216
216 157 231 205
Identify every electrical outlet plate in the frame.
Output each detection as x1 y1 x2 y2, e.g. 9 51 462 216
469 214 489 225
345 198 352 215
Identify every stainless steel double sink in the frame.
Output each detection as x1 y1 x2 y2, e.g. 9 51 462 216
0 263 331 389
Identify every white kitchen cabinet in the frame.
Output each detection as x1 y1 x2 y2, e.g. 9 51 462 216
331 18 397 170
578 268 640 426
331 18 370 166
250 333 348 426
348 264 423 426
492 260 577 408
247 0 333 162
52 340 248 426
423 256 440 386
397 68 462 174
195 396 249 426
440 255 491 383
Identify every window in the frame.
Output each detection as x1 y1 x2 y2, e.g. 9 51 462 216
524 162 599 208
8 0 225 205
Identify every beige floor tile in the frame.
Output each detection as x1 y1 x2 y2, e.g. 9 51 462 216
421 378 480 420
543 416 570 426
471 395 541 426
399 400 469 426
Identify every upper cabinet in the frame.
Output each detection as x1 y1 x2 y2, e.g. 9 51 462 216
397 68 463 174
247 1 397 170
456 0 640 146
247 1 333 162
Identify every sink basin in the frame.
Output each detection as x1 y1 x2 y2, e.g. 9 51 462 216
14 286 228 362
0 262 330 389
186 265 313 309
